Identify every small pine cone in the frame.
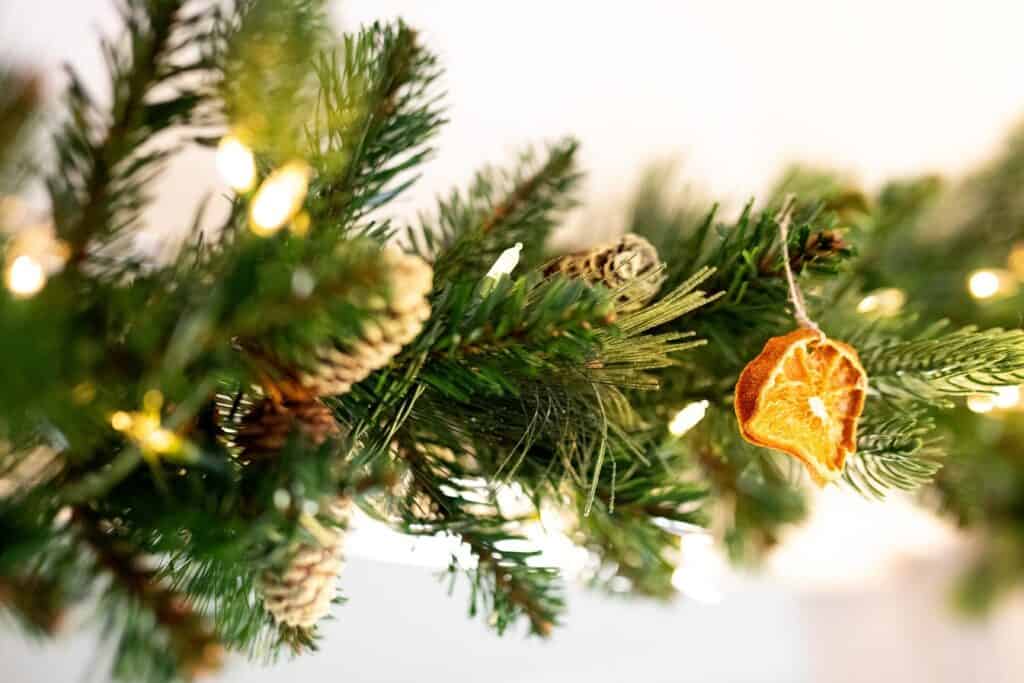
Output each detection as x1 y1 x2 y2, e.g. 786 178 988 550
802 229 848 262
233 397 340 461
295 249 433 397
759 229 850 276
391 469 443 522
545 233 665 312
260 497 352 628
0 443 62 501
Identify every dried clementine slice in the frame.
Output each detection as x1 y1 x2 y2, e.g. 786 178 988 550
734 328 867 485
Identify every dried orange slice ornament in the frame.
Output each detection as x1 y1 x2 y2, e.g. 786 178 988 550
734 328 867 485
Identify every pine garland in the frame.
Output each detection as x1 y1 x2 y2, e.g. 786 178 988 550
4 2 1024 681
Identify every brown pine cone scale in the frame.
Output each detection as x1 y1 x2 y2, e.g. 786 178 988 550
233 397 340 461
545 233 665 312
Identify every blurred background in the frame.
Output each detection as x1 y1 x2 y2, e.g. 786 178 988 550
4 1 1024 681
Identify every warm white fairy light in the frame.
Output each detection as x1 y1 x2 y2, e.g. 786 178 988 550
668 400 709 436
856 288 906 316
249 161 311 236
993 385 1021 410
111 409 182 456
109 390 189 461
3 220 69 299
110 410 134 431
215 134 257 192
967 385 1023 414
485 242 524 280
143 424 180 454
967 394 995 414
291 267 315 298
5 254 46 297
968 269 1015 300
968 270 999 298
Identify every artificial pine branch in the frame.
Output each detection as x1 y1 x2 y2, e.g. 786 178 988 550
468 540 559 637
397 444 563 636
845 402 941 498
573 437 706 598
9 0 1024 675
858 324 1024 401
74 506 224 681
307 21 443 232
49 0 206 263
413 140 580 282
215 0 329 161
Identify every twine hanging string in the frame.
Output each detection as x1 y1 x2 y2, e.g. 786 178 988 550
776 195 823 338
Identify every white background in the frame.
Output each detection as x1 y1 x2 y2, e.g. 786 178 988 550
3 1 1024 681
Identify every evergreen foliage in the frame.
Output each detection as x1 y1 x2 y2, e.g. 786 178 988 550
2 1 1024 681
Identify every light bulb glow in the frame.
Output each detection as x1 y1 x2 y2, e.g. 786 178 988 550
967 386 1023 414
110 397 189 461
994 385 1021 410
669 400 709 436
967 394 995 414
110 411 134 431
3 221 69 298
216 135 256 192
142 427 180 454
857 288 906 316
249 161 311 236
5 254 46 297
968 269 1015 300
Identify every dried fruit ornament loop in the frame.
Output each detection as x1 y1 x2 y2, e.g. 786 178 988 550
734 328 867 485
733 197 867 485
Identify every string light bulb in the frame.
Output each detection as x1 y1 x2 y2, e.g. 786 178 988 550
215 134 256 192
967 385 1023 414
485 242 524 280
5 254 46 297
967 394 994 414
669 400 709 437
110 411 134 431
856 288 906 316
109 390 192 462
993 385 1021 410
968 269 1016 300
3 220 69 299
249 161 311 236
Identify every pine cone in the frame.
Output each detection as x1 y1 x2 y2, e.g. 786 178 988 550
0 443 62 501
758 229 850 276
233 397 340 461
802 229 848 263
290 249 433 397
370 468 442 523
545 233 665 312
260 497 352 629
